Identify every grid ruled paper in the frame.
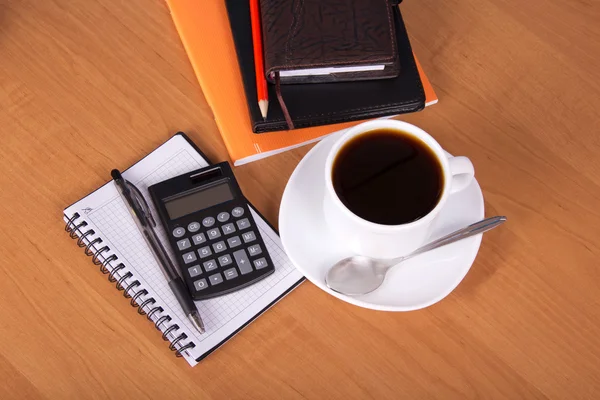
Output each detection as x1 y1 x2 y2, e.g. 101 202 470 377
63 134 303 366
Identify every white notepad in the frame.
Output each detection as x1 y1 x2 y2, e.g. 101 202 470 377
63 133 304 366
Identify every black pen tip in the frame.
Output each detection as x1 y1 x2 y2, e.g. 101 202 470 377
111 169 122 180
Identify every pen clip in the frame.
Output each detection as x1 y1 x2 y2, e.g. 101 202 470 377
125 180 156 227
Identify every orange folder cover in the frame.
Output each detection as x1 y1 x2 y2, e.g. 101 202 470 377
166 0 438 165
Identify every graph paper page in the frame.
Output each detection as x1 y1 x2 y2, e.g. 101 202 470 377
63 134 303 366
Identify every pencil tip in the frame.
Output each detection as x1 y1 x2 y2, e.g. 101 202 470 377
259 100 269 120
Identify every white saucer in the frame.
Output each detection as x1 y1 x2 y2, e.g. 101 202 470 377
279 132 485 311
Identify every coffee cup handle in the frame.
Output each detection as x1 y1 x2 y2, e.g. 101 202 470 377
447 156 475 194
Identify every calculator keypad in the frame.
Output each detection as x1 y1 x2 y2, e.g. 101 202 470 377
170 204 275 300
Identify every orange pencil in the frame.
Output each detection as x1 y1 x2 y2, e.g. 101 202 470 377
250 0 268 120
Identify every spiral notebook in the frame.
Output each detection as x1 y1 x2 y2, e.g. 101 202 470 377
63 133 304 366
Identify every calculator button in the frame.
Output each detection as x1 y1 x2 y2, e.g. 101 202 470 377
223 268 238 280
232 207 245 218
253 257 268 270
192 233 207 245
217 212 230 223
187 222 201 233
177 238 191 251
188 265 202 278
203 259 218 272
222 223 236 235
194 279 208 291
227 236 242 248
212 241 226 253
236 218 251 230
218 254 233 267
209 273 223 285
247 244 262 256
202 217 216 227
198 246 212 259
182 251 197 264
233 249 252 275
207 228 221 240
242 231 256 243
172 227 186 238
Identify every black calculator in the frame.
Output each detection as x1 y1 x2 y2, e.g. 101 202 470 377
148 162 275 300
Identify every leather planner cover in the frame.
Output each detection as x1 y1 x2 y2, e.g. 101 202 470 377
260 0 400 84
225 1 426 133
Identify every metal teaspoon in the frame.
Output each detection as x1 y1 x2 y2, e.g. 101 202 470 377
325 216 507 296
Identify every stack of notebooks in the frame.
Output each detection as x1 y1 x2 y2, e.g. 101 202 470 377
63 134 304 366
165 0 437 165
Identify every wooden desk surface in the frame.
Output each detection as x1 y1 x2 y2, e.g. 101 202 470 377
1 0 599 398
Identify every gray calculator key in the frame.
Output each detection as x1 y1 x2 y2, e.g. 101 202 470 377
209 273 223 285
217 212 230 222
182 251 197 264
222 223 236 235
202 217 216 227
198 246 212 258
177 238 191 251
233 249 252 275
187 222 201 233
172 227 186 238
218 254 233 267
253 257 268 270
188 265 202 278
194 278 208 291
203 259 218 272
207 228 221 240
232 207 245 217
192 233 206 245
212 241 226 253
236 218 251 230
223 268 238 280
242 231 257 243
227 236 242 248
247 244 262 256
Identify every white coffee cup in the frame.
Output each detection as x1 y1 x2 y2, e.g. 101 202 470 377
323 120 475 259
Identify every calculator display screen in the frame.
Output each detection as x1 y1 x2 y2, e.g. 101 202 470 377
164 182 234 220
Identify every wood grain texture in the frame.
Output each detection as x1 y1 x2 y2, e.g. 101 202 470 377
1 0 599 398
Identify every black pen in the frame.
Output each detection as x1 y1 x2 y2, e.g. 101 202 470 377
111 170 205 334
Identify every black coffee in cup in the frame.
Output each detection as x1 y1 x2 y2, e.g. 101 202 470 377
331 128 444 225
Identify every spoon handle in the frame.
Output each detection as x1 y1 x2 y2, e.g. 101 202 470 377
398 216 507 262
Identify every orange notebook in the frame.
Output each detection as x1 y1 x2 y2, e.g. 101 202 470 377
166 0 438 165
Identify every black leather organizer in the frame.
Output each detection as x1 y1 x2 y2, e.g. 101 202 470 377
224 0 425 133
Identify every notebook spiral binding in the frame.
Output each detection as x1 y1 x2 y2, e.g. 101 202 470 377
64 212 196 358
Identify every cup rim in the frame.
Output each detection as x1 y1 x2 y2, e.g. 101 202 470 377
324 120 452 232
